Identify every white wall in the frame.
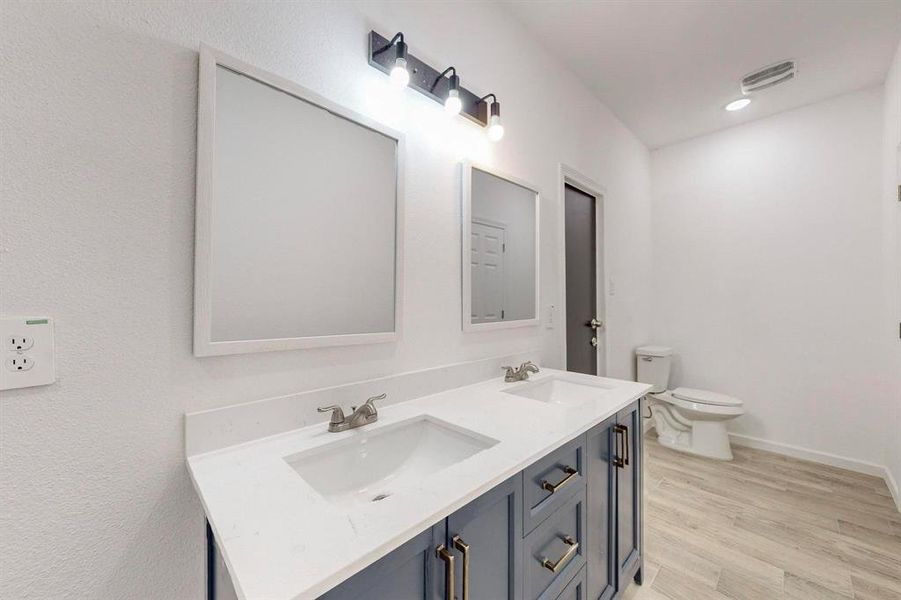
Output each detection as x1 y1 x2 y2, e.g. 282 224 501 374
881 40 901 504
0 1 652 598
650 87 891 466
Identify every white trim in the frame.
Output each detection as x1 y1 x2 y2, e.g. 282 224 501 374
729 433 887 477
461 162 541 332
884 466 901 513
193 44 405 356
557 164 608 375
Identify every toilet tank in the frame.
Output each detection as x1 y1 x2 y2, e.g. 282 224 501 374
635 346 673 393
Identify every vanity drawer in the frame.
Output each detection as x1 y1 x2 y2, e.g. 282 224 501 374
523 489 586 600
556 566 587 600
523 435 585 533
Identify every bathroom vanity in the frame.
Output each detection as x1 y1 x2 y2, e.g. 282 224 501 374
188 369 650 600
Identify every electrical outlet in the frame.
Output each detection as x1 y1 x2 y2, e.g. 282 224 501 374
0 316 55 391
546 304 556 329
6 355 34 371
7 336 34 351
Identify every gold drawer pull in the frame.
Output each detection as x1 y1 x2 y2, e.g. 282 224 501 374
541 466 578 494
452 535 470 600
540 535 579 573
436 544 455 600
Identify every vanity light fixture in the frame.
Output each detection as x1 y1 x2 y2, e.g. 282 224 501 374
725 98 751 112
481 94 504 141
378 32 409 88
368 31 498 129
436 67 463 115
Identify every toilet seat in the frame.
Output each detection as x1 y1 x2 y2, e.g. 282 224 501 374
672 387 742 407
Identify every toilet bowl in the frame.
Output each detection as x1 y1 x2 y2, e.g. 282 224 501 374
636 346 744 460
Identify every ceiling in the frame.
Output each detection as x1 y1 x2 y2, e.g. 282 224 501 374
502 0 901 149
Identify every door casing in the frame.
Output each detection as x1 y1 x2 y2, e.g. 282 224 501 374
558 164 608 376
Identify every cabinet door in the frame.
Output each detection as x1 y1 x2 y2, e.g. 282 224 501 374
445 474 523 600
319 521 446 600
615 400 643 591
585 417 616 600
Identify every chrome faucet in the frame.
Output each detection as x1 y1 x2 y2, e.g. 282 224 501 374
317 393 385 433
502 361 540 382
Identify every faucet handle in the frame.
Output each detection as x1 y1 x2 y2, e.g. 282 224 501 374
502 365 514 374
362 393 385 414
317 405 346 424
365 393 386 406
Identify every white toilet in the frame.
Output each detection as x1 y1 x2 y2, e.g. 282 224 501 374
635 346 744 460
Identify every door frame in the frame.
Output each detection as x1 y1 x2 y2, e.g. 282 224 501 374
558 164 608 376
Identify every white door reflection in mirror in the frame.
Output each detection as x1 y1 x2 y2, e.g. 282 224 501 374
462 163 539 332
471 221 506 323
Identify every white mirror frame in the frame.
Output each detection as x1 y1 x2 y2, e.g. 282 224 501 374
461 162 540 332
193 45 405 356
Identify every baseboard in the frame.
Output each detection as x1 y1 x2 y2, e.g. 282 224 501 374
728 433 886 477
884 466 901 513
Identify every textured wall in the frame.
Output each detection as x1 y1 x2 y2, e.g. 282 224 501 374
881 40 901 504
650 88 891 465
0 2 652 598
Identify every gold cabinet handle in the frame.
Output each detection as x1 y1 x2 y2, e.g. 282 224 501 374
541 466 578 494
540 535 579 573
613 425 626 469
452 535 470 600
436 544 455 600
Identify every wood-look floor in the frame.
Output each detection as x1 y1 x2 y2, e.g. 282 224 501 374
623 433 901 600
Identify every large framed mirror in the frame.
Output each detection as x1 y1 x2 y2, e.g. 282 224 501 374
462 162 540 332
193 45 404 356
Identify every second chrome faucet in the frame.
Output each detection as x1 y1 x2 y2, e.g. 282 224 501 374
502 361 539 382
317 393 385 433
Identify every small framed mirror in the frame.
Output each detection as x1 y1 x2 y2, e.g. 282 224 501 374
193 46 404 356
462 162 540 332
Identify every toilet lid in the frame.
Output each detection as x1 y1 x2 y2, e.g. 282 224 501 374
672 387 743 407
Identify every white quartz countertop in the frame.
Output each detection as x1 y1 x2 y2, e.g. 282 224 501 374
187 368 651 600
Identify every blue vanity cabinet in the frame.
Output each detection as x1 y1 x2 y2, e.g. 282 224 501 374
614 401 643 593
445 473 523 600
585 416 617 600
557 566 588 600
319 521 446 600
207 402 645 600
320 474 522 600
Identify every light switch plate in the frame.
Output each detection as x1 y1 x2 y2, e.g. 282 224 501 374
0 316 55 391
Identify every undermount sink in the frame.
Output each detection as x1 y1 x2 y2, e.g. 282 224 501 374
285 416 498 509
503 375 616 407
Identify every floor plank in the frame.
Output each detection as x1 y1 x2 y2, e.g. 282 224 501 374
623 434 901 599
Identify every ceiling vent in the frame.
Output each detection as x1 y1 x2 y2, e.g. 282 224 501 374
741 60 796 94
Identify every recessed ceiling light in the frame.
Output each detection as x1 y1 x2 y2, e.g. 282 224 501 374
725 98 751 111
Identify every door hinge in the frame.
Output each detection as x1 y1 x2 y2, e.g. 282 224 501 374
502 243 506 252
501 309 505 319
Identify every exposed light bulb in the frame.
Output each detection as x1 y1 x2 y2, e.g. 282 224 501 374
487 113 504 141
725 98 751 111
445 89 462 115
390 57 409 88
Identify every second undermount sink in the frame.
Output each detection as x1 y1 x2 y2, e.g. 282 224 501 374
285 416 498 509
503 374 616 407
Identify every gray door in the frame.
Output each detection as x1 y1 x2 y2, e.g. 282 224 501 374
564 184 604 375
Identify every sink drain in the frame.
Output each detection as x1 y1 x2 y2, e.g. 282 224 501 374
371 493 391 502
